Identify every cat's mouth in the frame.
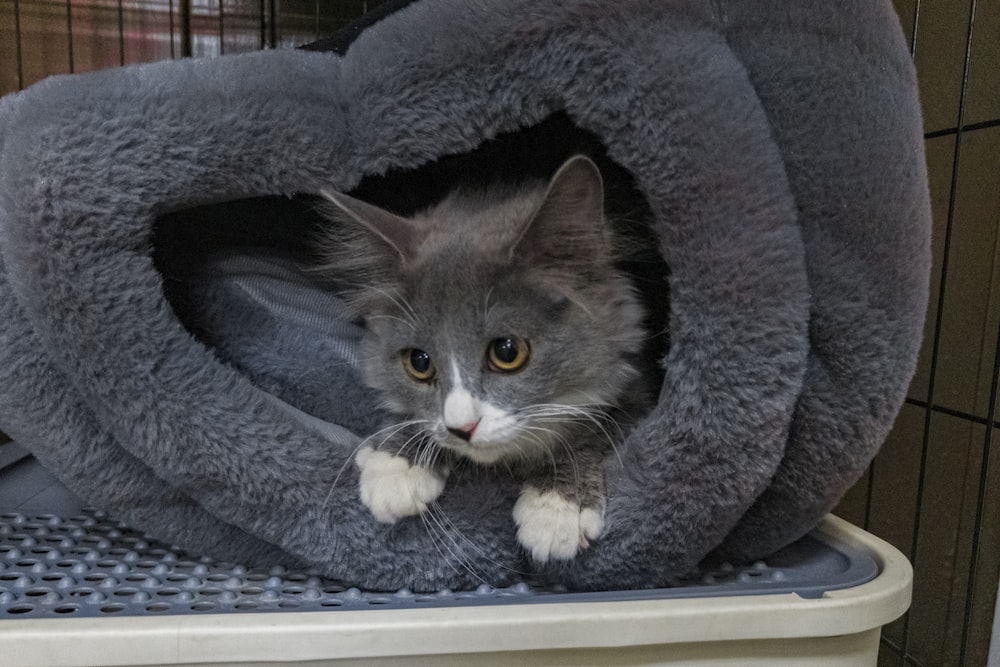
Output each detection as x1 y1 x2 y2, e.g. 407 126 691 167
434 423 534 465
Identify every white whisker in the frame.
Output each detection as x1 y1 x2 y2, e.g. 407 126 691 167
322 418 431 510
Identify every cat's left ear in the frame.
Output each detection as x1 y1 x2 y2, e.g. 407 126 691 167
319 189 422 265
509 155 611 276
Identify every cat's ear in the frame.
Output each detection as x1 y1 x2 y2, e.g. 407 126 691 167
510 155 610 275
319 189 422 265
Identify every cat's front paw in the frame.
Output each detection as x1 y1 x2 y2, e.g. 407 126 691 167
512 486 604 564
355 446 446 523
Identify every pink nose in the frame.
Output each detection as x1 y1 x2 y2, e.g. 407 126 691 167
447 421 479 442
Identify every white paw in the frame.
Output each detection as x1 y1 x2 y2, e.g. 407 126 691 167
512 486 604 564
355 446 446 523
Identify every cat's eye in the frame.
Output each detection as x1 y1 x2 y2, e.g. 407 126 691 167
402 348 435 381
487 336 530 372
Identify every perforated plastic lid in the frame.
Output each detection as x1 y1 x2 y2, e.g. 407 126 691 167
0 508 878 620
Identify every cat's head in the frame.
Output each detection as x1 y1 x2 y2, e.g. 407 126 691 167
318 155 645 464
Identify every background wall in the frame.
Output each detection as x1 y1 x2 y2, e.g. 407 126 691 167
1 2 997 665
0 0 384 95
835 1 1000 665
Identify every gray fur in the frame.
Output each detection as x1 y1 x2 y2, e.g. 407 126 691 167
318 156 648 561
0 0 929 591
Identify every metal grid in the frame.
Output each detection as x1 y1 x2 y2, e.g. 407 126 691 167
0 0 384 96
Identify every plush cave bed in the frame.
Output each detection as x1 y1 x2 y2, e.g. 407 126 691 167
0 0 930 592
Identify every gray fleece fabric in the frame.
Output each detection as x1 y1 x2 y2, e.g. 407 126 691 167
0 0 930 591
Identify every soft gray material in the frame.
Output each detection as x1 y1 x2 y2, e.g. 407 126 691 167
0 0 930 591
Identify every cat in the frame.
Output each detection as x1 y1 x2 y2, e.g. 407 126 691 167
316 155 650 564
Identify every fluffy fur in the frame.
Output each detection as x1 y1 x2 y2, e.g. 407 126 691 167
0 0 929 591
316 156 649 563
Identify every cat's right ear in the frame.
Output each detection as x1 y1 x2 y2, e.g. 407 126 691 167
319 190 422 265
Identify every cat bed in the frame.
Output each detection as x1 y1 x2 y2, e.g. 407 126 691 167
0 0 930 592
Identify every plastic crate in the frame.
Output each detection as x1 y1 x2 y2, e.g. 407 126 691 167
0 446 911 666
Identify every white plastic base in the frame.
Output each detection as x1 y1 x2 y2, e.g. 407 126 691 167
2 515 911 667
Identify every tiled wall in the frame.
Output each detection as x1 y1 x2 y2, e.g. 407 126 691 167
836 1 1000 665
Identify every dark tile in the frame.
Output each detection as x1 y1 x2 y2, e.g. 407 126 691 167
908 135 956 403
868 405 926 556
932 128 1000 418
913 0 974 133
15 0 72 87
120 2 181 63
964 0 1000 127
906 413 986 665
0 0 21 94
891 0 918 52
835 467 871 528
955 428 1000 666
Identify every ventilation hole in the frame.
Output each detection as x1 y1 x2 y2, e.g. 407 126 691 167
320 600 344 607
240 587 264 596
190 602 216 612
198 588 222 597
235 602 259 610
368 598 392 605
53 605 79 615
278 601 301 609
67 588 95 598
156 589 180 597
145 603 171 613
6 605 34 615
24 589 52 598
100 604 127 614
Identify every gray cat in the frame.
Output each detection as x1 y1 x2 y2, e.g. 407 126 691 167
316 155 648 563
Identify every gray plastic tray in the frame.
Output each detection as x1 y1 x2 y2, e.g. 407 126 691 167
0 451 878 620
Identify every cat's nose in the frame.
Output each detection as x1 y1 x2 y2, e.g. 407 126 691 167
447 421 479 442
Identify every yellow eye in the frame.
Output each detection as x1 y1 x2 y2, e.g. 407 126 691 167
402 348 435 382
487 336 530 373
